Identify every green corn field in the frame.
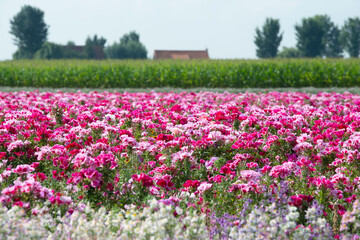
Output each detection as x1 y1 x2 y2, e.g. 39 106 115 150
0 59 359 88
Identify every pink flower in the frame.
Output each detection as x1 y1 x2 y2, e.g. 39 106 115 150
13 164 35 175
169 127 183 135
293 142 313 152
269 165 290 178
150 186 160 196
147 161 156 169
7 140 30 152
260 165 272 174
246 162 258 169
49 194 72 205
1 185 19 196
205 157 218 169
233 153 252 161
84 168 102 181
330 189 344 199
240 170 262 182
228 183 253 193
345 195 356 203
208 131 222 141
269 162 300 179
197 182 212 193
211 175 227 183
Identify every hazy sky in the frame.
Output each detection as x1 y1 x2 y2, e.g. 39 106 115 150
0 0 359 60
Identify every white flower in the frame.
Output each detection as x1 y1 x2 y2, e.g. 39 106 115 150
169 127 183 136
175 206 183 215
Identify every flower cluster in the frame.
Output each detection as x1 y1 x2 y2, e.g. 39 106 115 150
0 199 207 240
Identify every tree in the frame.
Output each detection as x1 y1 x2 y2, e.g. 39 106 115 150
12 49 34 60
85 35 107 58
295 15 342 58
295 16 327 57
66 41 76 46
254 18 283 58
10 5 48 58
120 31 140 44
86 35 107 47
105 31 147 59
341 17 360 58
277 47 301 58
34 42 63 59
324 25 343 58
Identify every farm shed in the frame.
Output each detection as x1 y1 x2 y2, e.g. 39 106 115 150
153 49 210 60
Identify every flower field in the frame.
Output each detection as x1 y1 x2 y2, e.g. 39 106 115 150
1 90 360 239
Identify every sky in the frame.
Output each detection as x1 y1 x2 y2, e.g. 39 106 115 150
0 0 359 60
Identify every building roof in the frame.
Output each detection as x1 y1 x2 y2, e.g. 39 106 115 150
62 45 105 59
153 50 209 60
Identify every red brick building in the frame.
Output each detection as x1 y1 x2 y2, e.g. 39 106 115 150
153 49 209 60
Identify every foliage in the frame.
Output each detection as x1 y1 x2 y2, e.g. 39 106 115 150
12 49 34 60
295 15 342 58
105 31 147 59
62 47 87 59
254 18 283 58
341 17 360 58
85 35 107 47
277 47 301 58
85 35 107 59
34 42 64 60
0 59 360 88
66 41 76 46
10 5 48 57
325 24 343 58
295 16 325 57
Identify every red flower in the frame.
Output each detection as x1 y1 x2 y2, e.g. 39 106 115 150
220 165 234 175
156 134 174 142
132 173 154 187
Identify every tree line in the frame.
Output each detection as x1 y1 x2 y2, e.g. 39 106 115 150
8 5 360 60
9 5 147 60
255 16 360 58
